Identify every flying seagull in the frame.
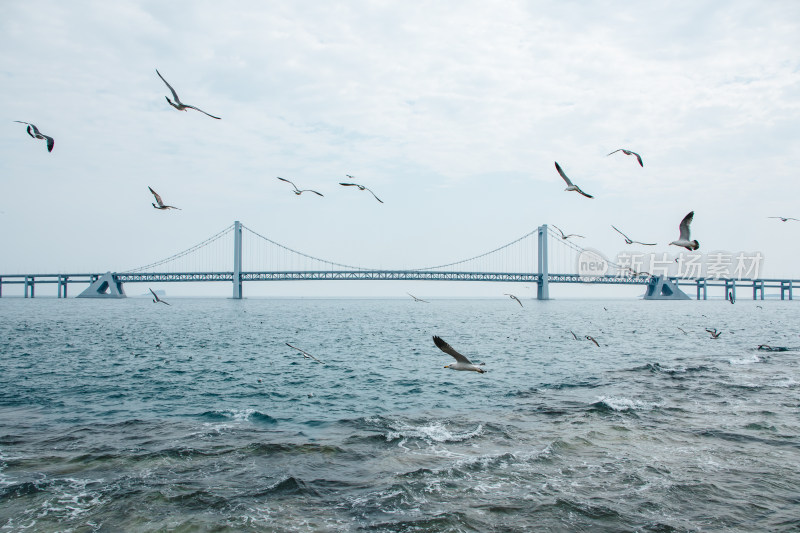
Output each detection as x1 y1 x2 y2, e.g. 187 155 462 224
504 293 523 307
286 342 324 364
552 225 584 240
276 177 323 196
677 327 687 335
554 162 593 198
705 328 722 339
607 149 643 167
149 288 170 305
339 179 383 203
669 211 699 251
432 336 486 373
585 335 600 347
148 186 181 210
407 293 429 303
570 330 579 340
156 69 221 119
728 290 735 304
768 216 799 222
14 121 54 152
611 225 656 246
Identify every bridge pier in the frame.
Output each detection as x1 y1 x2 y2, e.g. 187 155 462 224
696 279 707 300
781 280 793 300
0 277 2 298
725 279 736 302
233 220 243 299
58 275 68 298
537 224 549 300
753 280 764 300
24 276 34 298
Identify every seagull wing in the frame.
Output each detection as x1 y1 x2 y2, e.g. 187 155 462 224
183 104 221 120
365 187 384 203
277 176 298 191
302 189 324 197
42 134 54 152
339 182 359 187
156 69 181 103
554 162 574 186
552 225 566 239
678 211 694 241
586 335 599 347
432 336 472 364
149 288 158 300
148 186 165 207
14 121 37 138
607 149 622 156
611 225 630 240
575 187 594 199
631 151 643 167
631 240 657 246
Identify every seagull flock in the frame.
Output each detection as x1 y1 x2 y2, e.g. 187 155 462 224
13 69 794 377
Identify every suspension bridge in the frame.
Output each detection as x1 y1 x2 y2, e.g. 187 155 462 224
0 221 796 300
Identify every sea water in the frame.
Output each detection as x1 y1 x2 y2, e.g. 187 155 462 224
1 298 799 531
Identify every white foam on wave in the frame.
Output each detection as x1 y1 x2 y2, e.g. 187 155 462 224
596 396 659 412
385 421 484 444
729 353 761 365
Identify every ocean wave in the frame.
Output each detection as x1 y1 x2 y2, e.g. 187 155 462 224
592 396 660 413
197 409 277 424
729 354 762 365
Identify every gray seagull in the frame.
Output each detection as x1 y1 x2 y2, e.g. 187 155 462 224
555 162 593 198
607 149 643 167
14 121 54 152
768 216 799 222
276 177 323 196
148 186 181 210
149 288 170 305
408 293 429 303
552 225 584 240
286 342 325 364
504 293 523 307
156 69 221 119
705 328 722 339
611 225 656 246
432 336 486 373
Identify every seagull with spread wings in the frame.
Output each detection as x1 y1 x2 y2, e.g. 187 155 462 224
156 69 221 119
14 121 54 152
552 225 584 240
408 293 429 303
148 186 181 210
286 342 325 364
339 177 384 203
669 211 699 250
607 149 643 167
705 328 722 339
276 177 323 196
432 336 486 373
149 288 170 305
768 216 799 222
554 162 593 198
611 225 656 246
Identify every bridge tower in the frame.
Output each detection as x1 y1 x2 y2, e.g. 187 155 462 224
233 220 242 299
537 224 549 300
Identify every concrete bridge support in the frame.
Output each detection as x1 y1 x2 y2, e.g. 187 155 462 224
24 276 34 298
537 224 549 300
696 279 707 300
58 275 68 298
725 279 736 302
753 280 764 300
233 220 243 299
781 280 793 300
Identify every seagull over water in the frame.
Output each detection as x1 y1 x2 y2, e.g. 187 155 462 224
14 121 54 152
611 225 656 246
504 294 523 307
149 288 170 305
768 216 799 222
408 293 429 303
555 162 593 198
276 177 323 196
156 69 221 119
585 335 600 347
607 149 643 167
340 177 384 203
551 225 584 240
286 342 325 364
148 186 181 210
432 336 486 373
705 328 722 339
669 211 699 251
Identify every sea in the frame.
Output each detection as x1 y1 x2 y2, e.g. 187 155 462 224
1 297 799 532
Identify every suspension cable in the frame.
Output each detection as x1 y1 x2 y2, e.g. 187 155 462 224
124 224 235 272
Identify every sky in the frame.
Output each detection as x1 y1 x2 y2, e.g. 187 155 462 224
1 1 799 298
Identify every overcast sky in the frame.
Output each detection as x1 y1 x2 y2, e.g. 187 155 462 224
1 1 799 298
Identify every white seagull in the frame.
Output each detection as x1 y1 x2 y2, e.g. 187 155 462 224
669 211 699 251
339 179 383 203
276 177 323 196
555 162 593 198
408 293 429 303
148 186 181 210
14 121 54 152
149 288 170 305
156 69 221 119
768 216 799 222
432 336 486 373
551 225 584 240
611 225 656 246
504 293 523 307
607 148 643 167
